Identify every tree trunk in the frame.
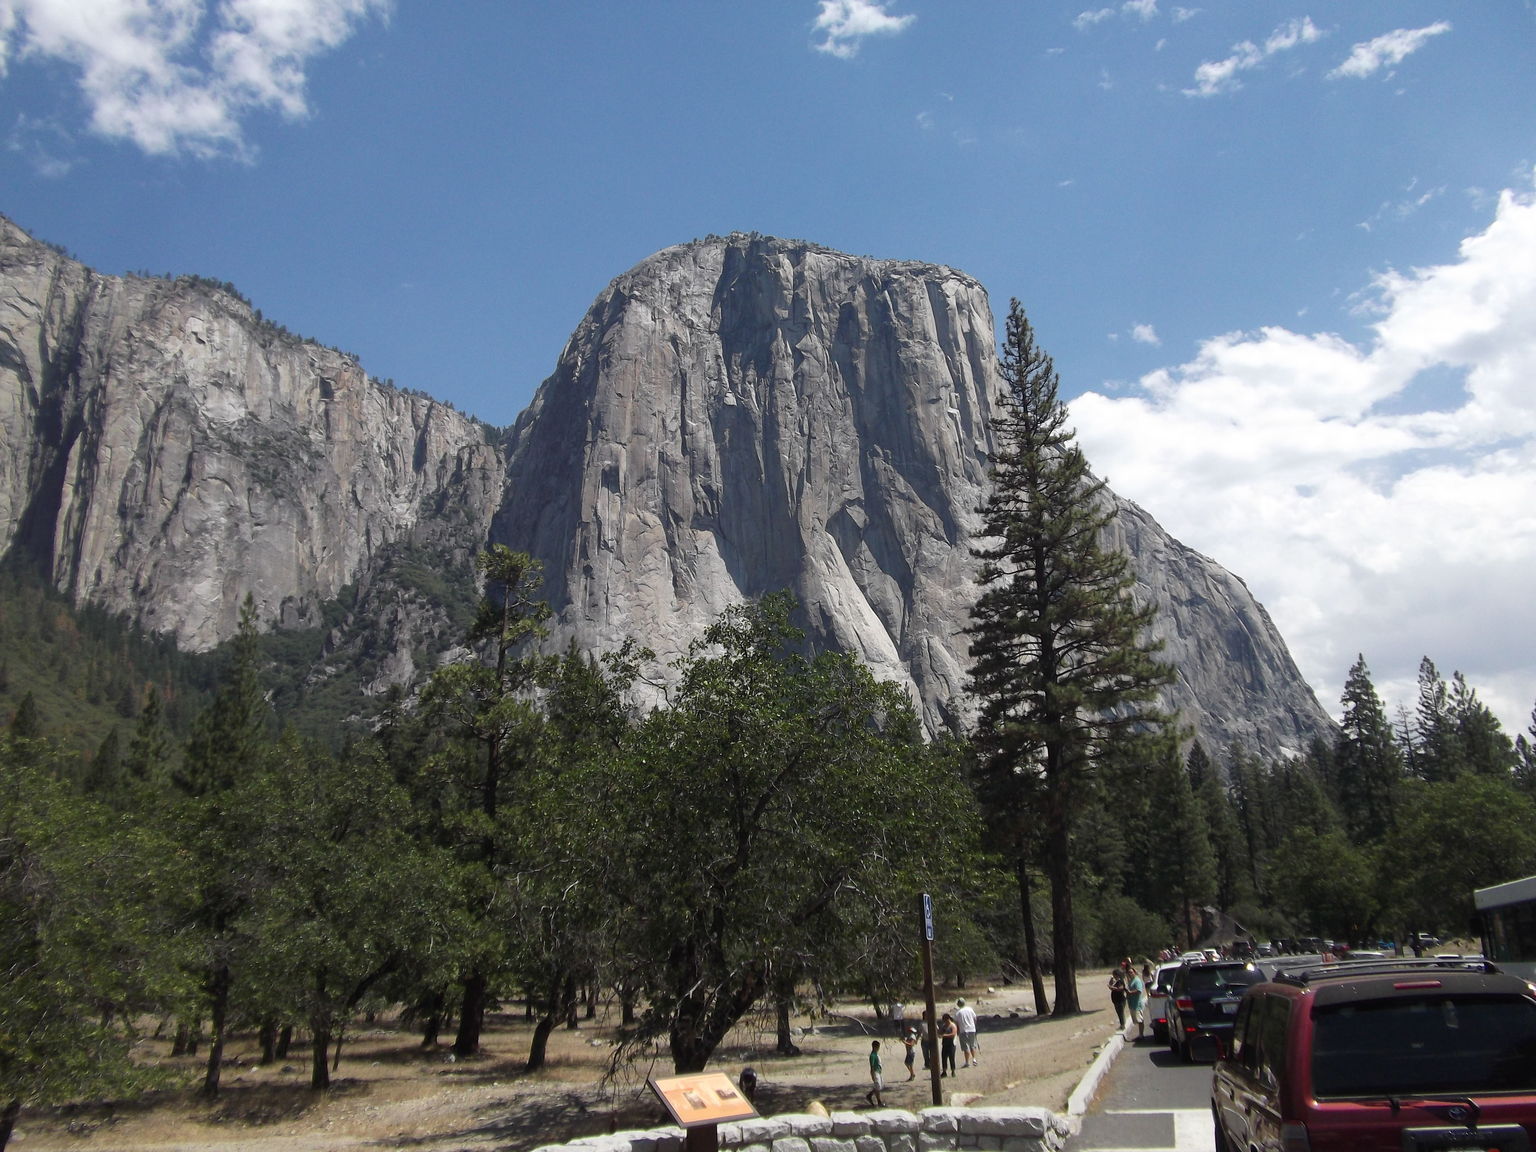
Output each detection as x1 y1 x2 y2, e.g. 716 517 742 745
528 970 570 1070
259 1020 278 1065
276 1024 292 1059
310 1022 331 1090
1046 755 1081 1016
454 970 488 1057
775 996 801 1056
0 1099 20 1152
620 986 637 1026
1016 856 1050 1016
563 972 579 1030
202 965 230 1097
584 981 597 1020
527 1014 556 1072
419 988 445 1049
172 1022 192 1057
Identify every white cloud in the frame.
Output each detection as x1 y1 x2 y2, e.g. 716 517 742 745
1075 1 1161 30
1172 7 1199 23
1359 182 1444 232
0 0 386 157
1070 171 1536 735
1131 323 1161 345
812 0 914 59
1184 16 1323 97
1329 22 1452 80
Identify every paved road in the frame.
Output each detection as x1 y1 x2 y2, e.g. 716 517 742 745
1067 1035 1218 1152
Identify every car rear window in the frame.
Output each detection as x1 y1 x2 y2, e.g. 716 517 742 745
1310 994 1536 1097
1184 966 1258 992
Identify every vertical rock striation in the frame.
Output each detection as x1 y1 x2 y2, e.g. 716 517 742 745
0 216 503 648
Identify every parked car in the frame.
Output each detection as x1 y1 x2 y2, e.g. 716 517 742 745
1167 960 1265 1061
1213 957 1536 1152
1147 961 1182 1043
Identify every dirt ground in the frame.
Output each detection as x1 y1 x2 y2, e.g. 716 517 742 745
16 971 1128 1152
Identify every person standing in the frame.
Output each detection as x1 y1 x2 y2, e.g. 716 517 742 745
1127 962 1147 1040
939 1012 958 1077
902 1025 918 1080
1108 962 1128 1028
865 1040 885 1107
954 997 979 1067
890 998 905 1037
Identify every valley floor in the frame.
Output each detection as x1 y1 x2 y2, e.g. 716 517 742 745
17 975 1121 1151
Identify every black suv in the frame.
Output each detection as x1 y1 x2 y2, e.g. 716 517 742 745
1213 958 1536 1152
1167 960 1265 1061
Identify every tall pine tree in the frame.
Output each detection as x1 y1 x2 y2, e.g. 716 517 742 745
967 300 1172 1015
1333 655 1402 844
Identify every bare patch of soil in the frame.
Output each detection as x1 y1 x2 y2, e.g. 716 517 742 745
14 973 1123 1151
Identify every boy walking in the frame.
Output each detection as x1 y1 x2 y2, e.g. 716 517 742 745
866 1039 885 1107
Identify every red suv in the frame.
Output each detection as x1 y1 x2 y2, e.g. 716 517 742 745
1212 958 1536 1152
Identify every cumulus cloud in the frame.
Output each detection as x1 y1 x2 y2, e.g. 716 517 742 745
1074 8 1115 31
812 0 914 59
1184 16 1323 97
1070 172 1536 733
1131 323 1161 345
1329 21 1452 80
0 0 387 157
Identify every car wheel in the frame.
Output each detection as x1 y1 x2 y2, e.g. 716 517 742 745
1178 1034 1192 1062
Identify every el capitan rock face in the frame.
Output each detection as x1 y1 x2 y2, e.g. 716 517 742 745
0 218 1334 753
495 235 997 734
494 233 1333 753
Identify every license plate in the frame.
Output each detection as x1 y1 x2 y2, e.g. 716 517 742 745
1403 1125 1531 1152
1220 1000 1238 1014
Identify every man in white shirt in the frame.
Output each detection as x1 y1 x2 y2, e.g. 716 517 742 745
954 997 979 1067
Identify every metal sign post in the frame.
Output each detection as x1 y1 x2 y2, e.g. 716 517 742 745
920 892 941 1106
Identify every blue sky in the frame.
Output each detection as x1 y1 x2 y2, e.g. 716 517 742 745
3 1 1534 739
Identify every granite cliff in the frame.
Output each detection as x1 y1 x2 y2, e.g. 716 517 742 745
0 217 1333 753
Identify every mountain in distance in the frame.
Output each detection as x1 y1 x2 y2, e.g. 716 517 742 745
0 216 1334 756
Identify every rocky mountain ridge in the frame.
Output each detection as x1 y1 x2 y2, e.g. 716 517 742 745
0 216 1335 754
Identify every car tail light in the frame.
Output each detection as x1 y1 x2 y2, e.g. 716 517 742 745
1176 997 1194 1012
1281 1123 1311 1152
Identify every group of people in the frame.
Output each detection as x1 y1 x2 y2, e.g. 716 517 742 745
867 998 979 1106
1107 958 1154 1040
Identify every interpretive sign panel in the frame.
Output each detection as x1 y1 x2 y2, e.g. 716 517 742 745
649 1073 759 1128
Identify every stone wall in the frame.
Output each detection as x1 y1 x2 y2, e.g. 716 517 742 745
531 1105 1073 1152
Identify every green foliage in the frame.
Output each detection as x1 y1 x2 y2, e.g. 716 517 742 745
233 735 464 1088
1084 891 1170 965
0 564 216 766
1378 775 1536 935
614 592 980 1071
1267 827 1375 939
0 734 189 1117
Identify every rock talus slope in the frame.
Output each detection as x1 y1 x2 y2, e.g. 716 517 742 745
496 234 1333 753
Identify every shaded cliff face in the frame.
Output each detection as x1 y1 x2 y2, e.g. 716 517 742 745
0 217 502 650
496 234 1336 753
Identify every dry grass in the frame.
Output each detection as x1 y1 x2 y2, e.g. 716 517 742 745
15 973 1124 1151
